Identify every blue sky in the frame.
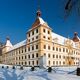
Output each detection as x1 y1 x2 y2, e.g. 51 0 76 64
0 0 80 44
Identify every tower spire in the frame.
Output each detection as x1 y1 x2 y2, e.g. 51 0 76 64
36 0 41 17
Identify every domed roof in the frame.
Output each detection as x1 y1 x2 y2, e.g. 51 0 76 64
73 32 79 42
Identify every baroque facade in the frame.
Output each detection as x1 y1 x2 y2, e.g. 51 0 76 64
1 10 80 67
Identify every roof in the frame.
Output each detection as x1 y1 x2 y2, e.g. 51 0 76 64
5 40 13 47
7 32 80 52
52 32 80 48
28 17 50 32
9 39 27 51
52 32 67 45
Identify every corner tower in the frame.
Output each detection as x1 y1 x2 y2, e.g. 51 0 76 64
26 9 53 67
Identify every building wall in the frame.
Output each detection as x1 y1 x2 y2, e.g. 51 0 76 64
1 23 80 67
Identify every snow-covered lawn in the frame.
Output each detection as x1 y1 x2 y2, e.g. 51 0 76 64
0 65 80 80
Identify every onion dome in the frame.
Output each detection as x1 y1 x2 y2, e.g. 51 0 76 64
73 32 79 42
5 36 13 47
36 9 41 17
6 36 10 40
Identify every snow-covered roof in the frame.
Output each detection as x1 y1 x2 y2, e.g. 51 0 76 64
38 17 45 24
28 17 50 32
5 39 13 47
9 39 27 51
52 32 80 48
8 32 80 52
52 32 67 45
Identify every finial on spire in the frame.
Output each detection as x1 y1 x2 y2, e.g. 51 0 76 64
36 0 41 17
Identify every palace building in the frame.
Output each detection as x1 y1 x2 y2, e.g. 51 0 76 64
1 9 80 67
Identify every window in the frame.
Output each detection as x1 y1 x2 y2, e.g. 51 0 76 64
16 57 17 60
32 38 34 41
19 62 20 65
48 46 50 50
63 56 65 59
22 56 23 59
59 55 61 59
43 36 46 38
36 53 38 57
36 29 38 33
36 36 38 39
25 48 26 52
25 62 27 65
28 39 30 42
53 47 55 50
56 47 58 51
56 55 58 58
59 61 61 65
48 37 50 40
48 61 50 65
48 54 50 58
22 62 23 65
19 57 20 60
32 31 34 35
44 45 46 49
22 49 23 53
28 55 30 59
59 48 61 52
19 49 20 54
28 47 30 51
66 49 68 52
28 33 30 37
32 54 34 58
53 61 55 65
36 45 38 49
63 48 65 52
25 55 27 59
32 61 34 65
56 61 58 65
53 55 55 58
32 46 34 50
63 61 65 65
48 30 50 34
29 61 30 65
43 29 45 33
36 60 38 65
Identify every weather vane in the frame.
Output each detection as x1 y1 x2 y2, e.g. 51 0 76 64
38 0 40 10
36 0 41 17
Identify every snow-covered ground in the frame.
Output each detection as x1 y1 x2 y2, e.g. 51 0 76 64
0 64 80 80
